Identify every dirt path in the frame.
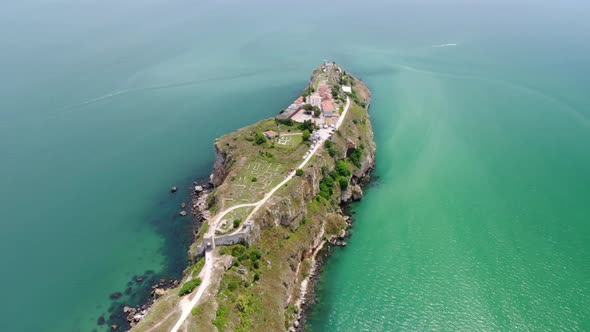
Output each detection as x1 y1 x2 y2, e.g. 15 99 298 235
170 251 214 332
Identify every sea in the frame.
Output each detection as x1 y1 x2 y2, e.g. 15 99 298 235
1 0 589 331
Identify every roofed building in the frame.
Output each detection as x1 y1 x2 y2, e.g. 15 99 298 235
263 130 278 139
276 103 303 120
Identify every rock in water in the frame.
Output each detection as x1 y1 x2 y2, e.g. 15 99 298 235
110 292 122 299
97 316 105 325
170 186 178 193
195 185 203 192
179 210 188 217
180 202 187 208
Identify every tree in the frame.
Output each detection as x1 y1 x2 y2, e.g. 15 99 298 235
298 119 314 132
313 107 321 117
331 85 341 97
303 104 313 111
233 219 241 228
254 133 266 145
302 129 311 141
335 160 351 177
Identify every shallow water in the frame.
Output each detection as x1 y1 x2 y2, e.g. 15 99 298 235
1 0 589 331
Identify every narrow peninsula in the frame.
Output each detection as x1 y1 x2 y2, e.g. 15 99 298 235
130 62 375 332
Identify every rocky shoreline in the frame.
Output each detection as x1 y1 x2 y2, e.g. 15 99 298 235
101 179 211 331
293 205 359 331
291 159 374 331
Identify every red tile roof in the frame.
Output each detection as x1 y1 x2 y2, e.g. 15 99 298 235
321 100 334 111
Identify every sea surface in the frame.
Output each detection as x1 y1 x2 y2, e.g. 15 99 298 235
1 1 589 331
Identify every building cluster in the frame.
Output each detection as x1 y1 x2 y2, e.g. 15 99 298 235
276 61 342 125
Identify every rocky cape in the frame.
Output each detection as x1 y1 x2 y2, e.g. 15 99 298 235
130 64 374 332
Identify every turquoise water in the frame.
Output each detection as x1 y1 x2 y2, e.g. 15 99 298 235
1 1 589 331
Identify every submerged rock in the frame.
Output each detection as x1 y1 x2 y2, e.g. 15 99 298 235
170 186 178 193
97 316 105 325
180 202 187 208
109 292 122 300
179 210 188 216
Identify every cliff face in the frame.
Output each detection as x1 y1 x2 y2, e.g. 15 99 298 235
210 141 233 187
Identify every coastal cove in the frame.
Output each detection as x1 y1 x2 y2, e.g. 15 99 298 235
1 1 589 331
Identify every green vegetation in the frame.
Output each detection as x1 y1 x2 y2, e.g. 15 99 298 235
341 76 350 86
254 133 266 145
317 159 352 200
276 118 294 126
324 140 340 157
251 177 257 182
338 176 349 190
313 107 321 117
331 84 341 97
297 119 314 132
191 257 206 277
302 129 311 141
347 88 366 108
233 219 241 228
191 305 202 316
348 146 364 168
335 160 351 177
179 277 202 296
212 305 229 330
301 85 315 98
295 169 304 176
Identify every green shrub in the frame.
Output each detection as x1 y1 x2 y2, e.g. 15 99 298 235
179 277 202 296
250 248 262 260
213 305 229 329
228 281 238 291
348 148 362 168
276 118 294 126
254 133 266 145
302 129 311 141
233 219 241 228
338 176 349 190
335 160 351 177
298 120 314 132
295 169 304 176
231 245 247 257
251 177 257 182
253 272 260 282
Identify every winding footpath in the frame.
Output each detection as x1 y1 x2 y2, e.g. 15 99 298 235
169 97 350 332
